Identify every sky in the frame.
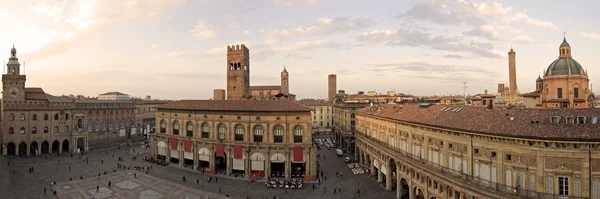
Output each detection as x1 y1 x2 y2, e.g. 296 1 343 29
2 0 600 100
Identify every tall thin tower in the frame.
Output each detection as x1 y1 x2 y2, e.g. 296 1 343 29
508 48 517 94
328 74 337 101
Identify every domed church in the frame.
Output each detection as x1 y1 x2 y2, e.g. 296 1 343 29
539 37 592 108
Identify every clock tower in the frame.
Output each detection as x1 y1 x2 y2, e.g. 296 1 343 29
2 45 26 101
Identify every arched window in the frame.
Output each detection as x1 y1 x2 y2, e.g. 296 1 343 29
9 127 14 134
121 120 125 128
20 114 25 121
103 121 107 130
54 114 59 120
160 120 166 133
234 124 244 141
44 114 49 120
95 121 100 131
32 127 37 134
253 125 264 143
32 114 37 121
20 127 25 134
217 124 226 140
201 123 209 138
87 121 92 132
77 119 83 129
173 120 180 135
273 125 283 143
109 120 113 129
293 125 303 143
9 114 14 121
186 122 193 137
54 126 59 133
64 126 69 133
44 126 49 133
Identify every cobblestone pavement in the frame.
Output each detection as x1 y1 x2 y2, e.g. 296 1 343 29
0 140 395 199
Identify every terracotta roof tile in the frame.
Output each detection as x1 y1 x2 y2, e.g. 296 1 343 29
158 100 312 112
24 87 47 100
301 101 332 106
357 104 600 141
521 91 541 97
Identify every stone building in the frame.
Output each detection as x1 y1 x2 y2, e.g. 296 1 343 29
98 92 131 100
150 100 317 181
539 37 592 108
134 99 169 136
300 100 333 134
224 44 295 101
1 46 136 156
354 103 600 199
470 90 496 107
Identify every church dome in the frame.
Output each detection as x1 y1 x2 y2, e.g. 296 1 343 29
560 37 570 48
536 75 543 82
10 46 16 55
545 58 585 76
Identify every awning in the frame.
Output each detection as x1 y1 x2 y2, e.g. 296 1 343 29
184 140 191 152
158 147 166 156
170 138 178 150
270 153 285 163
216 143 225 158
234 145 242 159
233 159 244 171
293 146 303 162
198 147 210 162
170 149 179 158
184 152 193 160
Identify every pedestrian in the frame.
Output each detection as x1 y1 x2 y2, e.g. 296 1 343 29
69 166 71 171
336 172 338 177
357 189 360 195
70 177 72 181
215 177 218 183
108 181 111 187
323 187 326 193
334 189 336 194
44 187 47 194
101 159 104 164
53 190 57 195
196 179 199 185
219 187 222 193
58 160 60 164
96 185 99 192
7 161 9 167
338 186 341 193
134 173 137 178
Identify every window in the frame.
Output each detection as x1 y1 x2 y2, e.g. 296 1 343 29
20 114 25 121
217 124 226 140
551 116 560 124
44 126 49 133
566 116 575 124
44 114 48 120
54 126 59 133
103 121 107 130
160 120 166 133
201 123 209 138
9 114 14 121
121 120 125 128
293 125 303 143
66 113 69 120
186 122 193 137
574 88 579 98
474 148 479 154
491 152 497 157
506 154 512 161
32 114 37 121
558 88 563 98
109 121 113 129
483 100 487 105
273 125 283 143
577 116 586 124
20 127 25 134
87 121 92 131
95 121 100 131
559 177 569 196
32 127 37 134
253 125 264 143
9 127 14 134
54 114 59 120
173 121 180 135
235 125 244 141
65 126 69 133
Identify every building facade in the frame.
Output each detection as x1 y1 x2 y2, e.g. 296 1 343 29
354 103 600 199
149 100 317 181
301 101 333 134
1 46 136 156
134 99 169 136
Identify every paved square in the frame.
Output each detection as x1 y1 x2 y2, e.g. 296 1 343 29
55 171 224 199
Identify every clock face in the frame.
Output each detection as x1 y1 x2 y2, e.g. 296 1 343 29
8 87 20 99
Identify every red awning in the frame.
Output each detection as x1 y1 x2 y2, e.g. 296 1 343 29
293 146 303 162
233 145 242 159
184 140 191 152
216 143 225 157
170 138 178 150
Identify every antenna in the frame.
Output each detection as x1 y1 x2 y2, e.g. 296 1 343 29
462 82 467 99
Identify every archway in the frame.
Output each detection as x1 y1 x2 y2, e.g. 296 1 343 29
270 153 286 178
250 152 266 178
62 140 70 153
197 147 210 170
400 178 409 198
157 141 167 159
51 140 60 154
6 142 16 156
414 186 424 199
18 142 27 156
41 141 49 154
430 197 438 199
30 141 38 156
389 159 397 191
76 138 85 153
214 151 227 174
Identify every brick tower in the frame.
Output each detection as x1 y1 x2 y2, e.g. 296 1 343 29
226 44 250 100
328 74 336 102
508 48 517 94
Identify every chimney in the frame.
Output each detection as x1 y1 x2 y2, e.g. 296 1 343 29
484 89 488 94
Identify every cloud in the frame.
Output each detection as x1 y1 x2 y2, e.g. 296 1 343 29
190 20 216 39
452 0 513 15
444 54 472 59
276 40 344 52
244 30 251 35
266 17 375 43
367 61 498 82
228 22 239 29
272 0 328 7
504 13 558 30
395 2 485 27
463 25 522 40
511 35 535 44
358 28 503 59
582 32 600 42
151 44 160 49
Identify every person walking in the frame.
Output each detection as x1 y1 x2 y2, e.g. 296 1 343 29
44 187 47 194
69 166 71 171
96 185 99 192
108 181 111 187
196 179 199 185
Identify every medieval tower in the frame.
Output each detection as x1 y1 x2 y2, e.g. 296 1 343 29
508 48 517 94
226 44 250 100
328 74 337 102
281 67 289 95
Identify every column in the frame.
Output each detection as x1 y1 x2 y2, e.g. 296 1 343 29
386 163 392 191
179 149 184 167
226 149 232 175
166 141 171 163
85 138 89 151
244 149 250 178
193 143 199 170
354 146 359 162
397 173 402 199
285 153 291 179
370 158 375 177
378 165 383 183
409 180 415 199
209 147 215 170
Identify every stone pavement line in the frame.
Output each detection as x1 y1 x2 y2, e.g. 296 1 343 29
55 170 238 199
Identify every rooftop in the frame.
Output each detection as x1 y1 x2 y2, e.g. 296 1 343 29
158 100 312 112
250 85 281 90
100 92 127 96
357 103 600 141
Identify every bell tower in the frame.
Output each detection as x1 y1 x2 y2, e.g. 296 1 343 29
281 66 289 95
2 45 26 101
226 44 250 100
